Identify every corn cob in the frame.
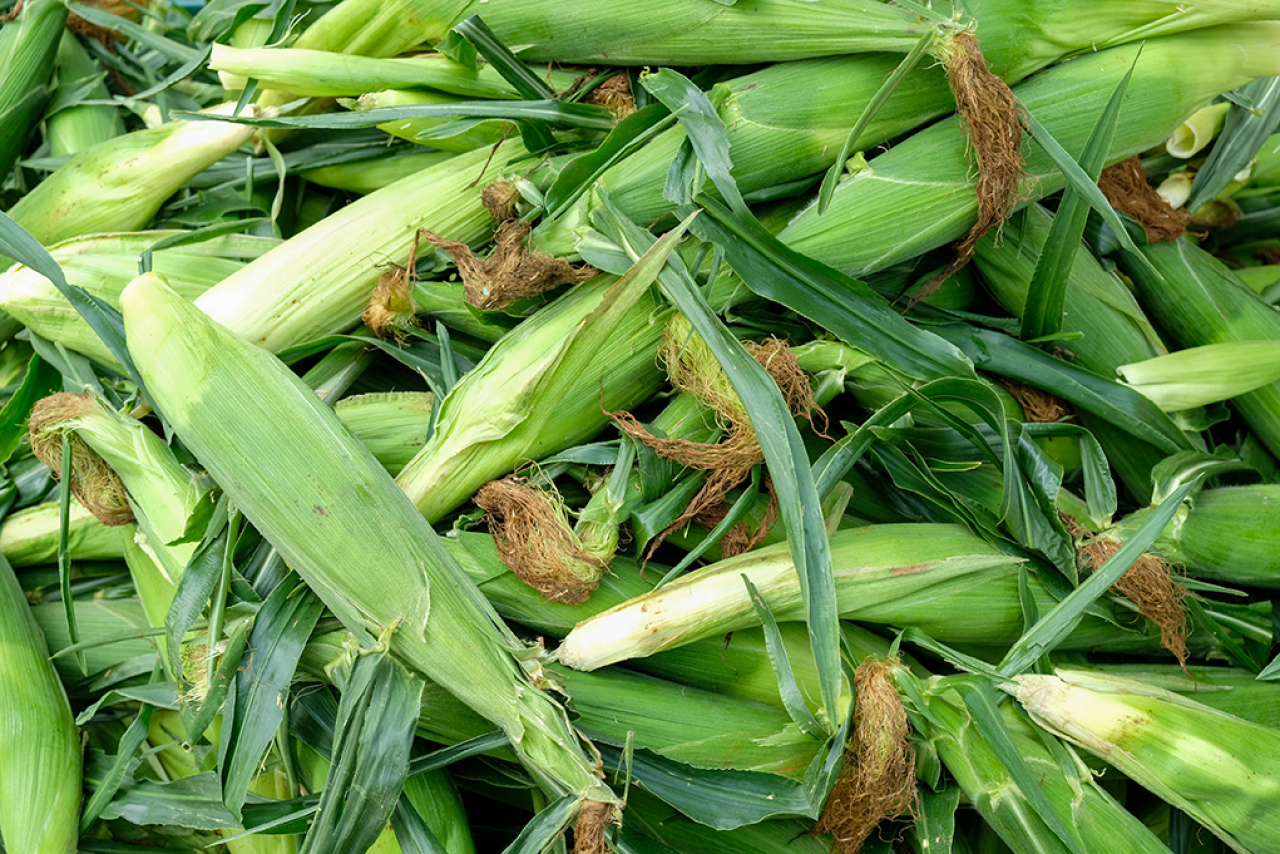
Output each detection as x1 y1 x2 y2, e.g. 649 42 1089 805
0 555 81 854
777 25 1280 279
1013 668 1280 854
0 232 277 367
2 104 258 266
120 273 618 814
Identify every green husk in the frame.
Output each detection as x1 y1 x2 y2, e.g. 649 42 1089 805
777 25 1280 278
121 272 618 810
1013 669 1280 854
0 555 81 854
334 391 434 475
2 104 258 265
301 150 453 193
352 89 512 154
0 232 278 368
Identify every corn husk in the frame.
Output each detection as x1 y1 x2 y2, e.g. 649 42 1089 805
1013 669 1280 854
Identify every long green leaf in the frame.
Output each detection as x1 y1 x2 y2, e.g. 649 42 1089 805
640 68 744 211
221 579 324 819
452 15 553 100
164 498 229 677
594 200 843 731
1021 48 1138 339
958 682 1087 854
817 29 934 215
693 195 973 382
741 574 826 739
0 355 60 465
500 793 578 854
543 103 674 218
999 477 1199 676
184 99 616 130
81 704 155 833
1188 76 1280 210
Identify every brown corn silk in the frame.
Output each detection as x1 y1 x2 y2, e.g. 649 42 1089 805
815 658 917 852
423 219 597 311
996 377 1073 423
572 799 616 854
1098 156 1190 243
609 327 824 557
482 180 520 223
583 73 636 119
916 30 1025 302
363 230 421 340
474 476 607 604
1064 514 1189 666
28 393 135 526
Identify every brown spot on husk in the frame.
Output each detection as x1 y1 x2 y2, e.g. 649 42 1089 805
482 181 520 223
363 231 421 340
609 329 823 559
915 31 1025 306
473 477 605 604
572 800 615 854
996 377 1072 423
422 219 597 311
28 393 134 526
814 658 917 852
583 74 636 119
1066 515 1189 667
1098 157 1190 244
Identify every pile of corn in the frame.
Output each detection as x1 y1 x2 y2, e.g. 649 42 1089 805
6 0 1280 851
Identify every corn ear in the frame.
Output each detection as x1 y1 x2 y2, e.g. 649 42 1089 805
0 499 129 566
0 0 66 179
1013 668 1280 854
352 89 512 154
47 32 122 157
0 555 81 854
907 671 1171 854
120 271 617 805
1167 101 1231 158
300 150 452 193
0 231 277 367
396 272 668 523
335 392 434 475
2 104 258 265
778 26 1280 278
195 140 531 352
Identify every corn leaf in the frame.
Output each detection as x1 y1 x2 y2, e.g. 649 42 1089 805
183 618 250 745
187 99 617 130
163 499 230 678
391 793 451 854
501 793 577 854
935 325 1192 454
1022 49 1137 340
596 744 812 830
999 477 1199 676
221 579 324 818
99 772 241 831
741 574 826 739
0 355 60 465
453 15 554 100
81 704 155 833
593 200 843 732
641 68 744 211
817 29 933 215
301 641 425 853
409 731 509 778
693 195 973 382
958 681 1087 854
66 3 202 64
543 103 674 218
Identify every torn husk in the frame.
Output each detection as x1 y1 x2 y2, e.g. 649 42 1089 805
573 799 616 854
473 476 609 605
1065 515 1189 666
423 219 597 311
28 393 135 526
815 658 917 852
363 231 421 340
1099 156 1190 244
919 29 1025 300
